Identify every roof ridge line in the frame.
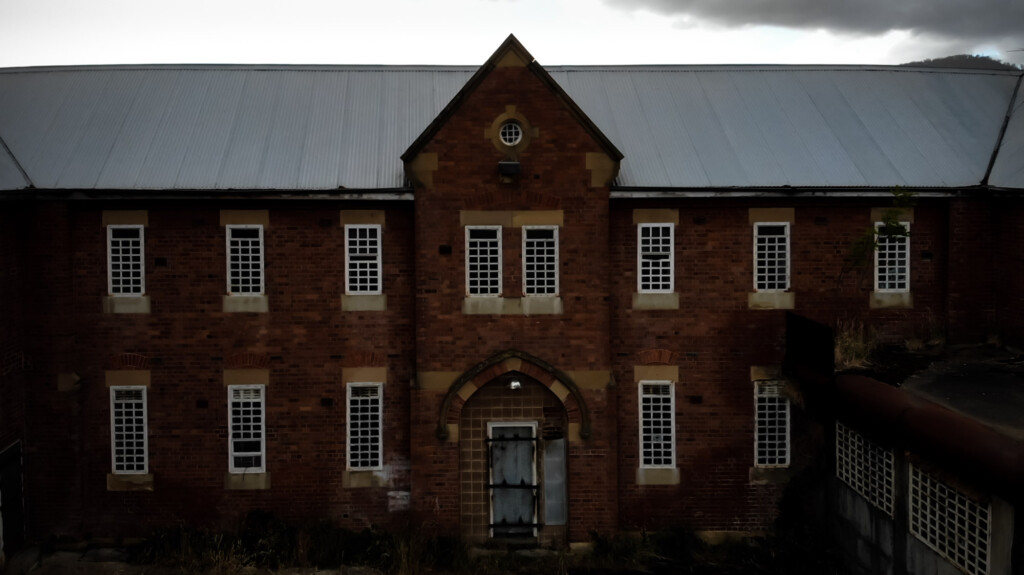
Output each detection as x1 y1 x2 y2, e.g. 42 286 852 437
982 73 1023 186
0 130 33 189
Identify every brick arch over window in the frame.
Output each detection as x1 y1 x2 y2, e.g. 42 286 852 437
107 353 150 370
224 352 270 369
437 349 591 440
636 348 678 365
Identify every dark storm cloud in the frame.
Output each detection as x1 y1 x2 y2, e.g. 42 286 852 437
607 0 1024 48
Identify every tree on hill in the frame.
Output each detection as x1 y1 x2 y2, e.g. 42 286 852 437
900 54 1021 71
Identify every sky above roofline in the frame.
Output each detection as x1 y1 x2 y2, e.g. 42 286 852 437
1 0 1022 69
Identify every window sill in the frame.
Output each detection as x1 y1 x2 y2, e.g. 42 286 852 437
462 296 563 315
748 291 794 310
103 296 151 314
225 472 270 490
636 467 679 486
342 294 387 312
342 469 388 488
632 292 679 310
870 291 912 309
107 473 154 492
749 466 790 485
222 295 269 313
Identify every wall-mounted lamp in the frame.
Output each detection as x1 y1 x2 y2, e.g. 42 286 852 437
509 379 522 391
498 161 521 177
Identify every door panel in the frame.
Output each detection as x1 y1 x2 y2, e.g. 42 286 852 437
542 438 567 525
490 425 536 537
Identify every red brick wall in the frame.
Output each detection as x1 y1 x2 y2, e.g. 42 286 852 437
22 202 415 538
408 62 618 542
610 198 950 531
0 205 27 452
993 198 1024 347
946 198 994 343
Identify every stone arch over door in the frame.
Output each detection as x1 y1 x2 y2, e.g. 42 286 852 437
436 349 590 441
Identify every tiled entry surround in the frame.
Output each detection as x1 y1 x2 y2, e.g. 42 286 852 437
459 377 567 545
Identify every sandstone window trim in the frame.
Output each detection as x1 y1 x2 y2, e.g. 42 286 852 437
909 463 990 575
754 381 790 468
110 386 149 475
107 225 145 296
226 224 264 296
753 222 790 292
228 384 266 474
522 225 559 296
466 225 502 297
345 224 382 295
875 221 910 293
638 381 675 469
347 382 383 471
836 421 895 516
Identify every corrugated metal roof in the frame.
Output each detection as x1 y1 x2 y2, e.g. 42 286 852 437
989 78 1024 189
551 66 1019 189
0 64 1019 192
0 66 475 191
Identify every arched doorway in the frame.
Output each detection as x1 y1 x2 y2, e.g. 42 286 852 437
458 373 568 547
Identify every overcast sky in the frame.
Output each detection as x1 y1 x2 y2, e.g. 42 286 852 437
0 0 1021 68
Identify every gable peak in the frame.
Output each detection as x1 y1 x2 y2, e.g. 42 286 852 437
489 34 535 68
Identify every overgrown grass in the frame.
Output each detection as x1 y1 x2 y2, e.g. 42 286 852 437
834 318 876 371
127 510 836 574
129 512 467 574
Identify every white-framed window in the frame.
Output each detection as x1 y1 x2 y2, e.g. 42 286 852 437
345 224 382 295
836 421 895 516
110 386 148 474
639 381 675 468
228 385 265 473
226 225 264 295
107 225 145 296
499 121 523 147
523 226 558 296
875 221 910 292
347 383 383 470
909 463 990 575
466 226 501 296
638 223 673 293
754 222 789 292
754 381 790 467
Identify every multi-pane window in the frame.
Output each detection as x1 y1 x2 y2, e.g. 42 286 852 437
639 381 675 468
466 226 501 296
523 226 558 296
345 224 382 294
754 223 789 291
228 385 265 473
836 421 894 516
638 224 673 293
875 221 910 292
754 382 790 467
226 225 264 295
107 225 145 296
347 383 383 470
909 464 990 575
110 387 148 474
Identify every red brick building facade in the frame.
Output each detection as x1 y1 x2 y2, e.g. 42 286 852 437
1 37 1022 550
